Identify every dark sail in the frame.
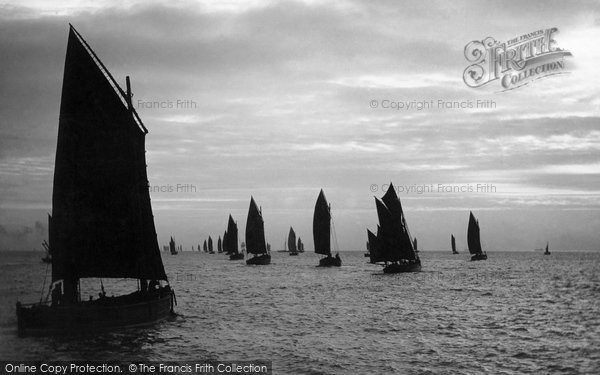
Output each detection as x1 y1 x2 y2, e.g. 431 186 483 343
451 234 457 253
288 227 297 252
297 238 303 252
169 237 177 255
51 26 166 283
467 211 483 255
203 240 207 252
313 189 331 256
381 183 416 260
217 236 222 253
227 214 239 254
245 197 266 255
223 231 228 253
208 236 213 252
367 229 385 263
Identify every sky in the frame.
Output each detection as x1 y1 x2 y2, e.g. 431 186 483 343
0 0 599 252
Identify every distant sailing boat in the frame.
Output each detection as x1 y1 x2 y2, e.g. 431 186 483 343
245 197 271 265
544 241 550 255
217 236 223 253
16 25 174 334
451 234 458 254
313 189 342 267
227 214 244 260
467 211 487 261
208 236 214 254
288 227 299 256
169 236 178 255
298 237 304 252
203 240 208 253
368 182 420 273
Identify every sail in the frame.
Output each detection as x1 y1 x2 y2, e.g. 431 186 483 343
367 229 385 263
298 238 303 252
227 214 239 254
313 189 331 256
223 231 228 253
169 237 176 254
51 26 166 282
208 236 213 252
451 234 457 253
381 183 416 260
467 211 483 255
203 240 207 252
288 227 297 252
245 197 266 254
217 236 222 252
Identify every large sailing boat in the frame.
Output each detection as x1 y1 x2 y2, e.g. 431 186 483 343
368 182 420 273
16 25 174 334
227 214 244 260
451 234 458 254
467 211 487 261
288 227 299 256
245 197 271 265
313 189 341 267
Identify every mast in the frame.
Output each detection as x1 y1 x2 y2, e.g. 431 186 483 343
313 189 331 256
52 25 166 304
245 197 267 255
467 211 483 255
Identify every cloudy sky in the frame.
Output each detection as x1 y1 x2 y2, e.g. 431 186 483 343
0 0 599 251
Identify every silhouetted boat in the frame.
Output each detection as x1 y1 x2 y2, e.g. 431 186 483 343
208 236 214 254
313 189 342 267
169 237 178 255
368 182 420 273
245 197 271 265
226 215 244 260
16 25 174 334
451 234 458 254
288 227 299 256
467 211 487 261
217 236 222 253
544 241 550 255
297 238 304 252
203 240 208 253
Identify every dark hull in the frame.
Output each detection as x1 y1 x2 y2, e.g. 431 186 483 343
470 253 487 261
544 251 551 255
246 253 271 265
41 256 52 263
452 251 459 254
229 253 244 260
364 253 370 257
17 289 174 335
318 255 341 267
289 252 299 256
382 261 421 273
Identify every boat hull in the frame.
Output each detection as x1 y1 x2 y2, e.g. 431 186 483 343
470 253 488 261
382 261 421 273
289 252 299 256
318 255 342 267
16 289 174 335
229 253 244 260
246 253 271 265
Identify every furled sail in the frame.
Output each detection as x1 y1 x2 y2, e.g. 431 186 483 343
51 26 167 282
313 189 331 256
245 197 266 255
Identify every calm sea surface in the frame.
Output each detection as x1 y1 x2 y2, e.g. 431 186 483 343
0 251 598 374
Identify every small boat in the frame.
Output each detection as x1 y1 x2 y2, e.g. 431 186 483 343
169 237 178 255
297 238 304 252
368 182 421 273
467 211 487 261
203 240 208 253
217 236 223 253
226 215 244 260
16 25 174 334
245 197 271 265
451 234 458 254
208 236 214 254
313 189 342 267
544 241 550 255
288 227 299 256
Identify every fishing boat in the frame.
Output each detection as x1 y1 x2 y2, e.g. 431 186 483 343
297 238 304 252
227 215 244 260
544 241 550 255
217 236 222 253
16 25 175 334
169 237 178 255
288 227 299 256
368 182 421 273
245 197 271 265
313 189 342 267
451 234 458 254
203 240 208 253
467 211 487 261
208 236 214 254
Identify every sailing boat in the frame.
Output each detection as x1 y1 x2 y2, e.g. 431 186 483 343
451 234 458 254
313 189 342 267
203 240 208 253
169 236 178 255
297 238 304 252
467 211 487 261
227 214 244 260
208 236 214 254
16 25 174 334
288 227 299 256
544 241 550 255
245 197 271 265
217 236 222 253
368 182 420 273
